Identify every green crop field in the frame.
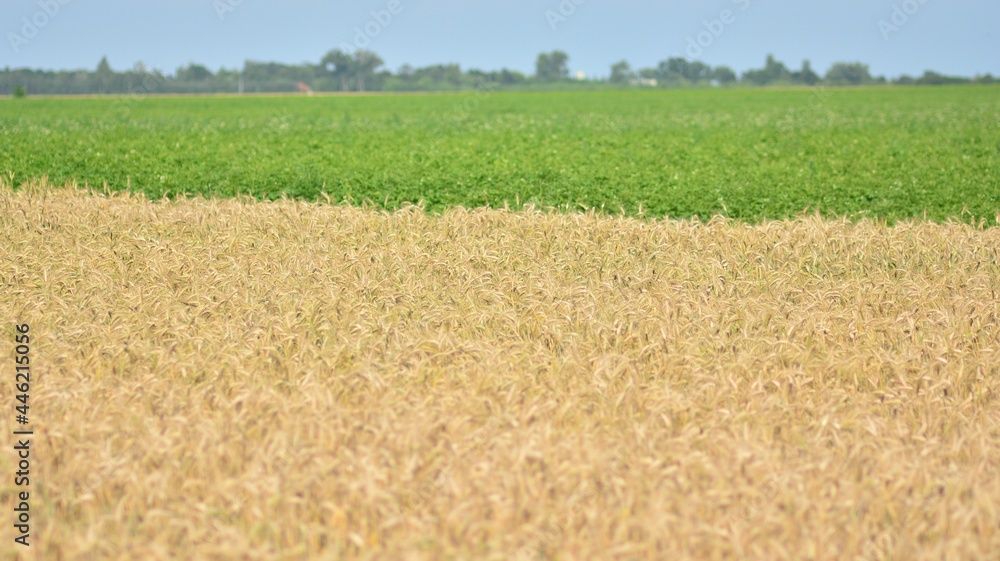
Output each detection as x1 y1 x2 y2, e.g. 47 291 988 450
2 86 999 222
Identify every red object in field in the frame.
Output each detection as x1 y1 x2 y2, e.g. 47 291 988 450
297 82 314 95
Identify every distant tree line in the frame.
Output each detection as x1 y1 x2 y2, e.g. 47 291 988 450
612 53 996 88
2 51 995 96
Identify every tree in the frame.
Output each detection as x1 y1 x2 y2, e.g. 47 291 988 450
352 50 383 92
712 66 737 85
412 64 463 87
95 56 114 93
660 57 688 82
176 63 213 82
914 70 968 85
654 57 708 83
610 60 633 84
496 68 526 85
685 61 711 83
536 50 570 82
13 85 26 99
637 68 659 81
652 58 681 84
468 68 526 85
793 60 820 85
742 54 791 85
96 56 112 77
764 54 791 83
825 62 873 85
322 49 354 91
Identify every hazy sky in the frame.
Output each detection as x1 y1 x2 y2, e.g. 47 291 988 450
2 0 997 78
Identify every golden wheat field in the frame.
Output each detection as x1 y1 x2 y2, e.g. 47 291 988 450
0 183 998 560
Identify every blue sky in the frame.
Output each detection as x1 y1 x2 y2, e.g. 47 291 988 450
2 0 997 78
